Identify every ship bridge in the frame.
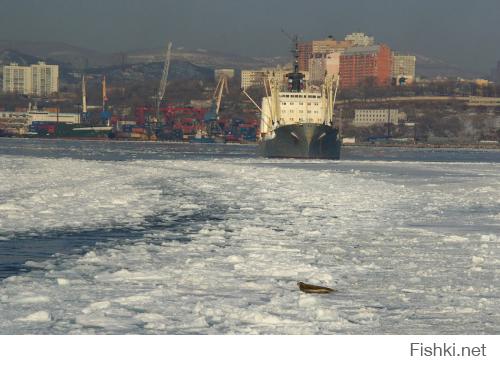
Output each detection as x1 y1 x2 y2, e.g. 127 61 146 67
261 91 326 135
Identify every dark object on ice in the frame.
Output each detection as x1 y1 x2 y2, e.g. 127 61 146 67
297 282 336 294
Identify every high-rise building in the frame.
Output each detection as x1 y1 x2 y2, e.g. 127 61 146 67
308 51 342 84
31 62 59 96
2 64 32 95
392 54 416 85
298 42 313 72
2 62 59 96
345 32 375 47
495 61 500 84
339 45 392 89
311 39 353 53
309 54 327 84
298 38 352 72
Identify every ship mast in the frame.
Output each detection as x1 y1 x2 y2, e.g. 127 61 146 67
322 75 340 126
269 71 281 126
286 35 305 92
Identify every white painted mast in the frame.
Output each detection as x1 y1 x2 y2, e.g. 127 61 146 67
82 75 87 114
322 75 340 125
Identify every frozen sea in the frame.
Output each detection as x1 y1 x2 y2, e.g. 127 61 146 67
0 138 499 334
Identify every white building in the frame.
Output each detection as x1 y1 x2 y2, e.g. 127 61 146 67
241 68 291 90
308 55 326 84
28 111 80 124
241 70 265 90
214 69 235 80
308 51 341 84
0 111 30 124
31 62 59 96
2 62 59 96
392 54 416 84
353 109 400 127
345 32 375 47
2 64 32 94
467 96 500 107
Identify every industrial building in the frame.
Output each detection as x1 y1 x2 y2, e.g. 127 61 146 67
0 110 79 124
2 62 59 96
28 110 80 124
353 109 401 127
467 96 500 107
0 109 81 137
339 45 392 89
392 54 416 85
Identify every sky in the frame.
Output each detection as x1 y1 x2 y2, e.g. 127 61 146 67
1 0 500 73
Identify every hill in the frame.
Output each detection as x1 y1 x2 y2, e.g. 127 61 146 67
0 40 116 68
0 40 483 79
415 54 479 79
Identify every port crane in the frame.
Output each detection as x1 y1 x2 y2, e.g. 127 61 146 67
156 42 173 122
148 41 172 139
203 75 228 135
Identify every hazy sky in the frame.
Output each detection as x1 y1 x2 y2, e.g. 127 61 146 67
1 0 500 73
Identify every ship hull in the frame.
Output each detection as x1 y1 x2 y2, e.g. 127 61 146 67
259 123 341 159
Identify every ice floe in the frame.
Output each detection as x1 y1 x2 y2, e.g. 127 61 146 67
0 154 498 334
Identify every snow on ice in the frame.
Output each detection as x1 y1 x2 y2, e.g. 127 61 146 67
0 155 499 334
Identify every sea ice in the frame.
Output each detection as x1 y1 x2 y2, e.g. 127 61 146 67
0 155 498 334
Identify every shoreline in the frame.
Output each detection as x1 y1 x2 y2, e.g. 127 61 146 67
344 143 500 150
1 136 499 150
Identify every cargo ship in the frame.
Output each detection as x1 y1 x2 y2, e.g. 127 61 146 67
248 38 342 159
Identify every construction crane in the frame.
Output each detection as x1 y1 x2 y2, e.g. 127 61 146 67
155 41 173 126
203 75 228 132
